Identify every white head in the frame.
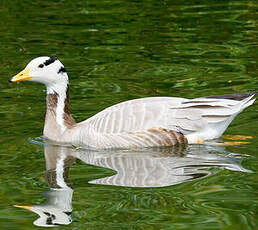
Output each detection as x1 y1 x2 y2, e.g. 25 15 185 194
10 56 68 92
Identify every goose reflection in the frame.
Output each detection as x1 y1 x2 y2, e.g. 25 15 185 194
16 145 75 227
15 141 250 227
70 144 250 187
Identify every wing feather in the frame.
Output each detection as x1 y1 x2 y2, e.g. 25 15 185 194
78 95 254 138
82 97 184 133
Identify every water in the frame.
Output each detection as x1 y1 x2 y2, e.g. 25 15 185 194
0 0 257 229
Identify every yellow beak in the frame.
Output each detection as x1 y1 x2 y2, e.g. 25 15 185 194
9 68 32 82
14 204 33 210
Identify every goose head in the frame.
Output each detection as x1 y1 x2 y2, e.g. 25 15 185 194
9 56 68 93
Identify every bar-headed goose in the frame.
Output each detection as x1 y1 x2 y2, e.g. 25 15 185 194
9 57 256 148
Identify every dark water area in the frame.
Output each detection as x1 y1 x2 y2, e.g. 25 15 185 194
0 0 257 229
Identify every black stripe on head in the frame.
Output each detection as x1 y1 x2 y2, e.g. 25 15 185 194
44 57 57 66
58 66 66 74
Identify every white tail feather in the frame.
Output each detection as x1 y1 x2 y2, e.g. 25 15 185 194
186 94 255 144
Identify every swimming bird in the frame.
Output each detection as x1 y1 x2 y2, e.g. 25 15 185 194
9 57 256 148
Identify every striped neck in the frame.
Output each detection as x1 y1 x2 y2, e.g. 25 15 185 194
46 83 75 133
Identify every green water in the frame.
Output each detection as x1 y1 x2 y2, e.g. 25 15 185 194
0 0 257 229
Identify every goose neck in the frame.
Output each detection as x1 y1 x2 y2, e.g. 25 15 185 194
46 83 75 133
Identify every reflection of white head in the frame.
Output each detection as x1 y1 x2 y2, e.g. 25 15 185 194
16 188 73 227
15 145 75 227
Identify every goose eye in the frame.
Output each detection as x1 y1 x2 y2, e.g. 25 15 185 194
38 64 44 68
